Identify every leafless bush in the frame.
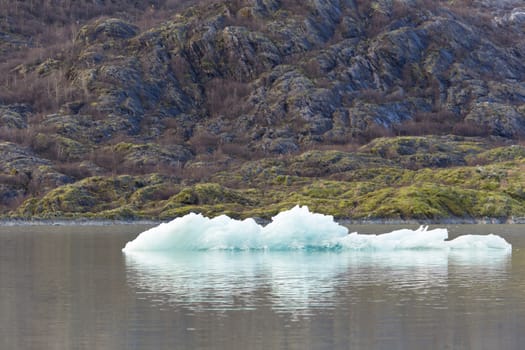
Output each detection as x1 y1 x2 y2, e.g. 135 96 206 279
465 154 492 167
395 119 446 136
1 61 80 114
27 134 81 162
391 0 411 18
146 183 180 201
302 59 323 79
219 143 254 159
368 12 391 37
359 89 386 104
180 161 226 183
205 78 251 118
90 149 126 175
224 1 265 32
394 110 458 136
157 123 189 146
360 123 394 142
169 54 192 84
188 129 220 154
0 173 29 187
54 162 94 180
279 0 311 16
303 142 361 153
0 128 34 145
452 120 491 137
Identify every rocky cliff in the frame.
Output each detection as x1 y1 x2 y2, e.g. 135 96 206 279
0 0 524 221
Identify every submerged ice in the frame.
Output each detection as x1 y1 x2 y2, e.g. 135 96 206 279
122 206 512 252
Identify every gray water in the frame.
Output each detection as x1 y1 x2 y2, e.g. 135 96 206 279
1 224 524 349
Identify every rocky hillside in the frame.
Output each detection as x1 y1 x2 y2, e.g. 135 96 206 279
1 0 524 221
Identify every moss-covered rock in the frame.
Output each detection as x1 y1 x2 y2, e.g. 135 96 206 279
14 175 153 218
0 142 51 174
2 1 525 221
469 145 525 163
361 135 489 168
114 142 192 170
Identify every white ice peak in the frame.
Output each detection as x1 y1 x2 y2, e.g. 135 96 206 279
122 206 512 252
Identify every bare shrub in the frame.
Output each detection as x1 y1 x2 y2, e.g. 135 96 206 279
394 110 458 136
0 173 29 187
180 161 226 183
224 2 265 32
157 123 190 146
205 78 251 118
302 59 323 79
1 60 80 114
368 11 391 37
359 89 386 103
361 123 393 142
452 120 491 137
188 129 220 154
279 0 311 16
217 142 247 158
328 133 362 148
392 0 411 18
27 134 80 162
169 54 192 84
303 142 361 153
147 183 180 201
90 149 126 175
54 162 94 180
0 128 35 145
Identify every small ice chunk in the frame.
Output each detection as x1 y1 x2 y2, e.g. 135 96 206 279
447 234 512 251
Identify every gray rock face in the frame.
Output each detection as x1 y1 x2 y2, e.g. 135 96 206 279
465 102 525 138
38 1 523 153
0 142 51 174
76 18 139 44
0 142 74 207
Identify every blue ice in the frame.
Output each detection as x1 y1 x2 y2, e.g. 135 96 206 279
122 206 512 252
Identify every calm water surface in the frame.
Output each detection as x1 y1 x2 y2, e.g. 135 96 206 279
1 224 524 349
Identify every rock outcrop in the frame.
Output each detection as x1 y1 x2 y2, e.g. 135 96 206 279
0 0 524 220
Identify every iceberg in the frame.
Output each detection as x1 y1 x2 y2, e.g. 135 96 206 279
122 205 512 252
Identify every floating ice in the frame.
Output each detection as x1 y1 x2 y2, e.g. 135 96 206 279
258 205 347 250
122 205 512 252
122 212 262 251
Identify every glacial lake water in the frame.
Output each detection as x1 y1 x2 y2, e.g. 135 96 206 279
1 224 524 349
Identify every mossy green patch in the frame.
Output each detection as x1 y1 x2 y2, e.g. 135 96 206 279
470 145 525 163
8 137 525 222
300 180 353 198
15 175 157 218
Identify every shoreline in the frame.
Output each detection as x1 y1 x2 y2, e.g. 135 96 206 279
0 218 162 227
1 216 524 226
339 217 525 225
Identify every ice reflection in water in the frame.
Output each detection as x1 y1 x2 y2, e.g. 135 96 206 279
124 249 511 316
